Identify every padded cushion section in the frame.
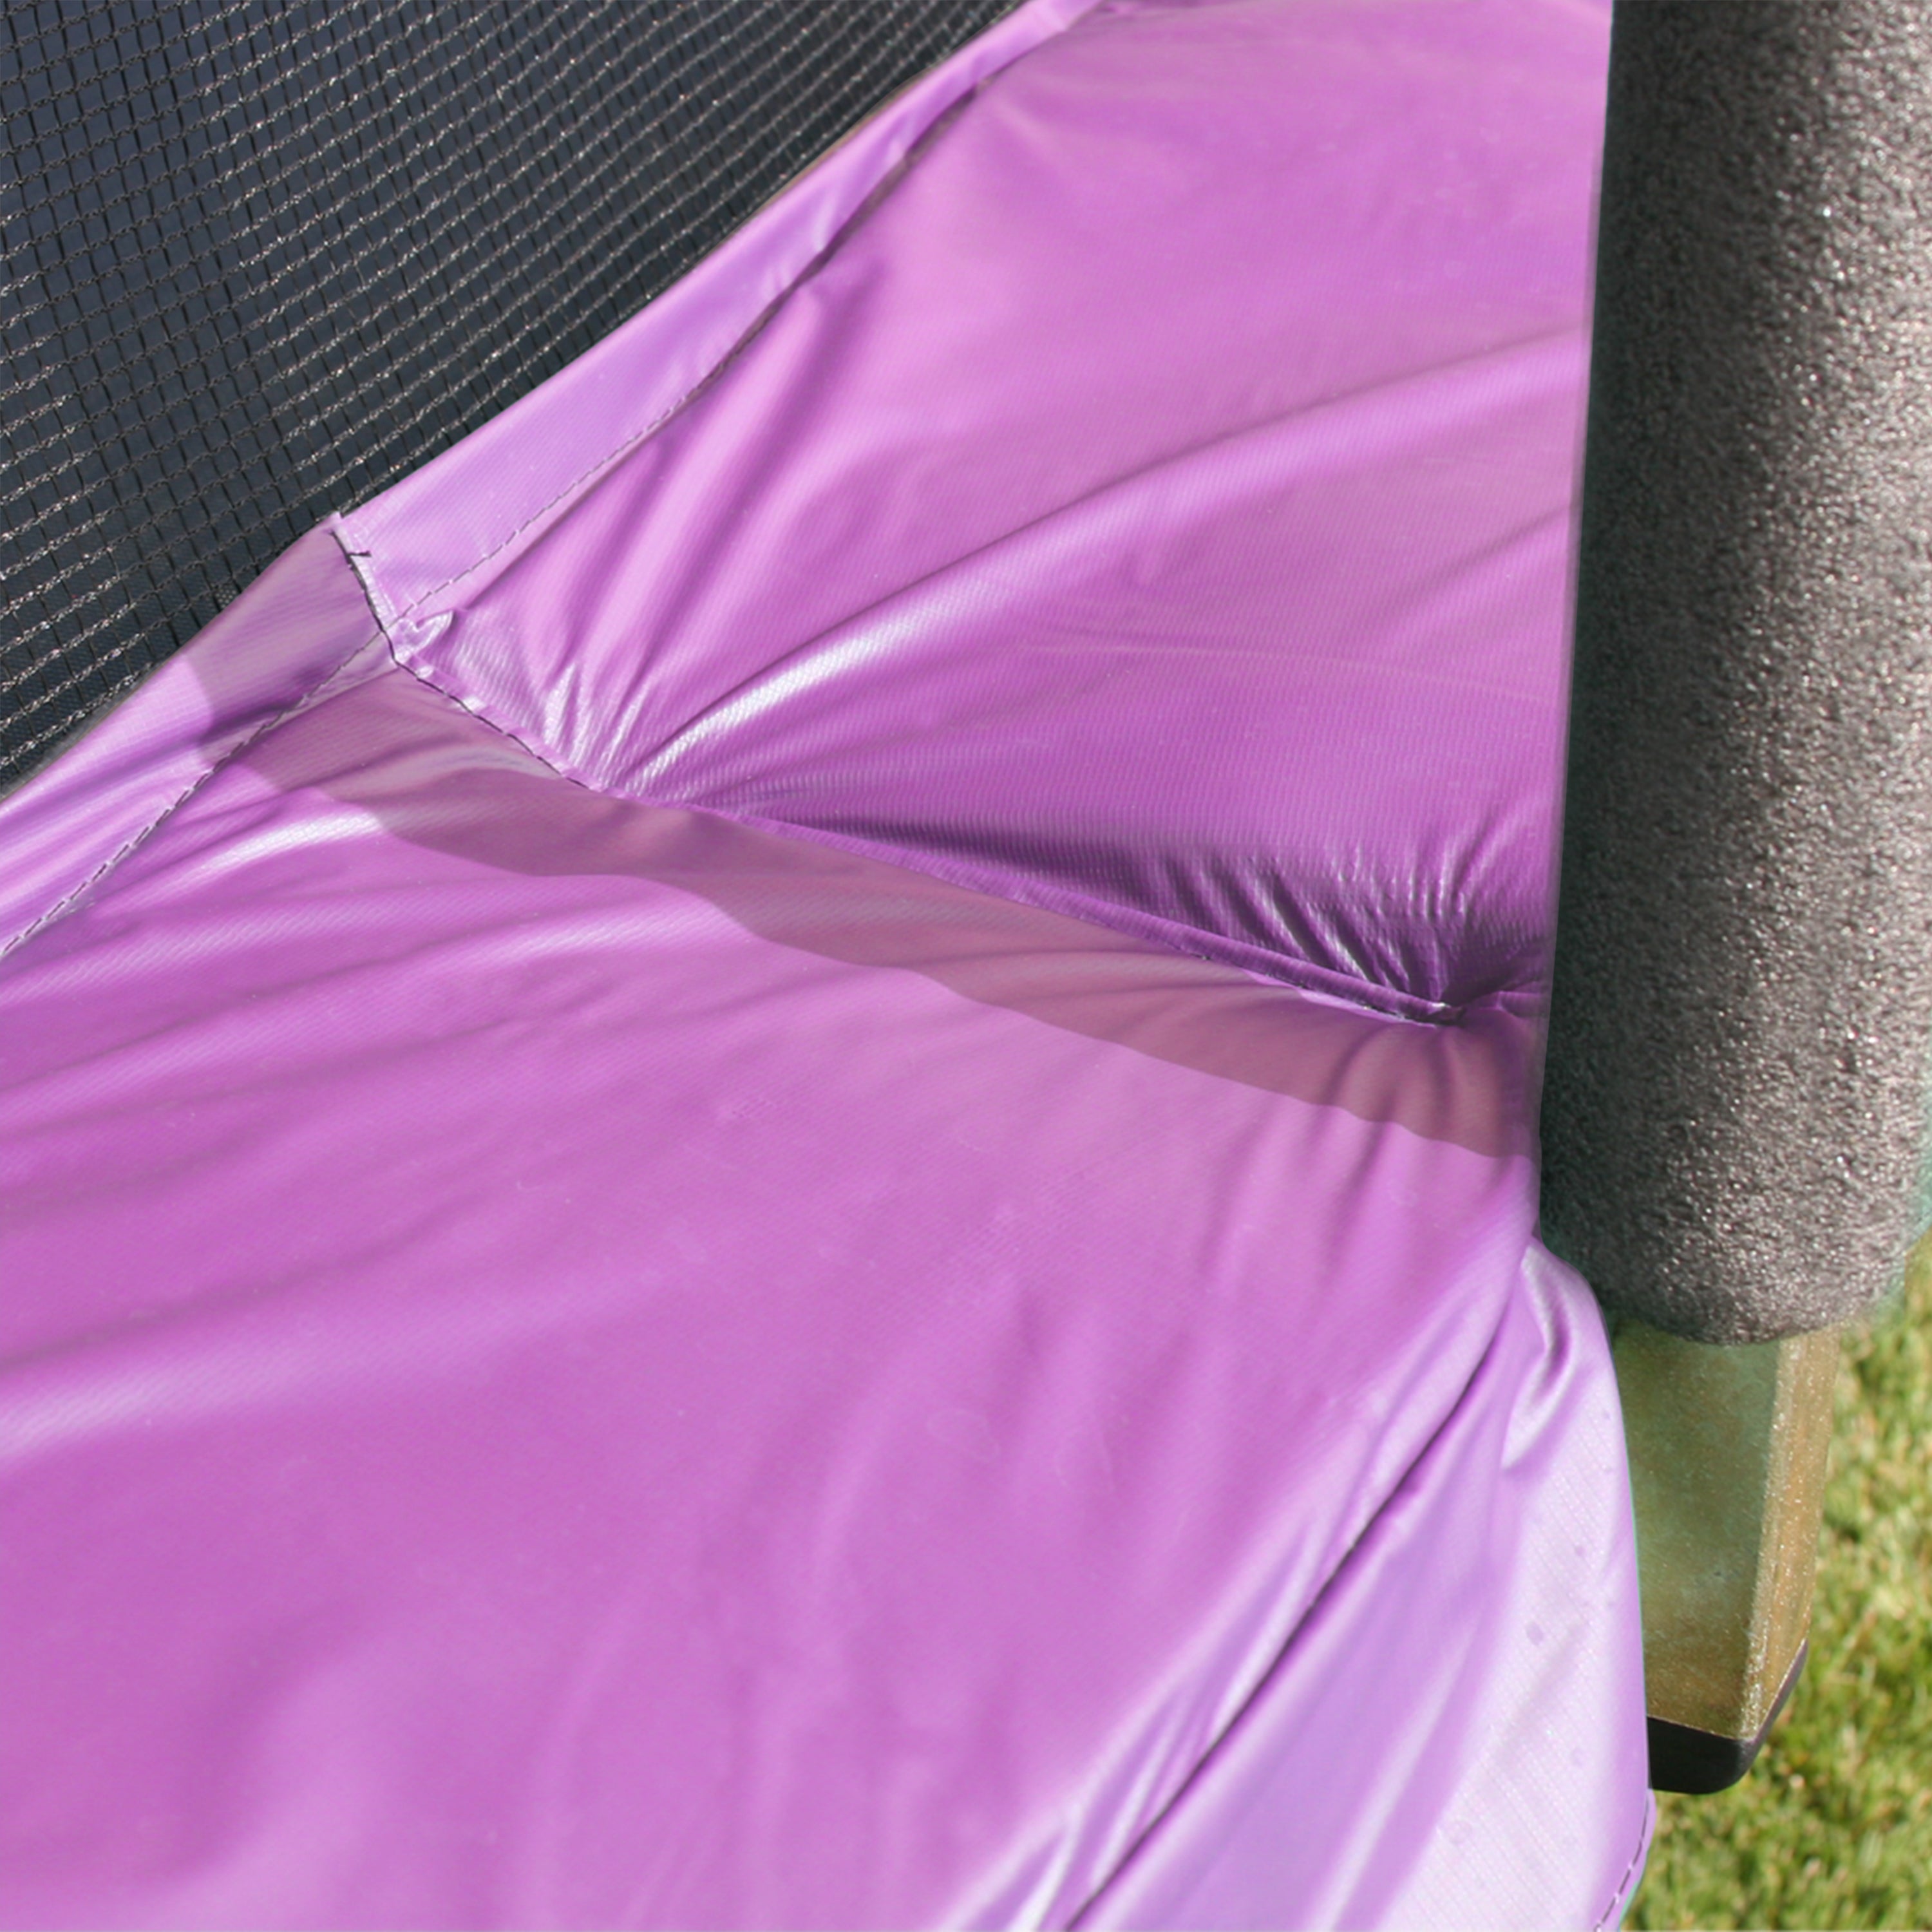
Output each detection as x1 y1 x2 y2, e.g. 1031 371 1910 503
384 0 1608 1017
1543 0 1932 1340
0 659 1645 1927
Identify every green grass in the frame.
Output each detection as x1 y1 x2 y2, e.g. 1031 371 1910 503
1627 1265 1932 1931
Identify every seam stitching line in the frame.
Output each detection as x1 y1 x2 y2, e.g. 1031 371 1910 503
1 531 387 959
380 80 1001 629
1593 1794 1655 1932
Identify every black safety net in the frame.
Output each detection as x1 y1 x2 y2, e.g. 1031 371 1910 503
0 0 1016 785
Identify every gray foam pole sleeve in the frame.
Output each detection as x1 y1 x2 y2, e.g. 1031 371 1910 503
1540 1 1932 1343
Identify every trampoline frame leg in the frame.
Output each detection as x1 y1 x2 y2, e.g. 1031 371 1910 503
1612 1320 1839 1794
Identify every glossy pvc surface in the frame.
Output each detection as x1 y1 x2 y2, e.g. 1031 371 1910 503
0 1 1647 1924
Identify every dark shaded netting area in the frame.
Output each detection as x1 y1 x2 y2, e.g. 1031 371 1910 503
0 0 1016 785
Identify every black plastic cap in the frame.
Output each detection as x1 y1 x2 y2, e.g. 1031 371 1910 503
1648 1641 1808 1795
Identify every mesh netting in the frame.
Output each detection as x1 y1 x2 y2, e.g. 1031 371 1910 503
0 0 1016 785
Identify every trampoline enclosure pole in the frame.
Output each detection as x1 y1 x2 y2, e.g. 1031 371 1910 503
1542 1 1932 1786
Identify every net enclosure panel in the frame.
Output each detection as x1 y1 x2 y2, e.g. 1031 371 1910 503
0 0 1016 785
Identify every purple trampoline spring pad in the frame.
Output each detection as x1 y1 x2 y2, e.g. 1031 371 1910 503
0 1 1648 1924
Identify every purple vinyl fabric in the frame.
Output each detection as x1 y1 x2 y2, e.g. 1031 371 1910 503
0 1 1649 1926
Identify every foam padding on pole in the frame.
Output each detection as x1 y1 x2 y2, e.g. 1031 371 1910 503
1542 1 1932 1341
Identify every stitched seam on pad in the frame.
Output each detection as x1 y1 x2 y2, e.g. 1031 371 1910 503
1593 1798 1654 1932
380 90 992 629
392 300 1578 636
384 314 770 627
0 612 383 960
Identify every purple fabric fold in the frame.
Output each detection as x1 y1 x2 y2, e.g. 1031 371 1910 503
356 0 1605 1016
